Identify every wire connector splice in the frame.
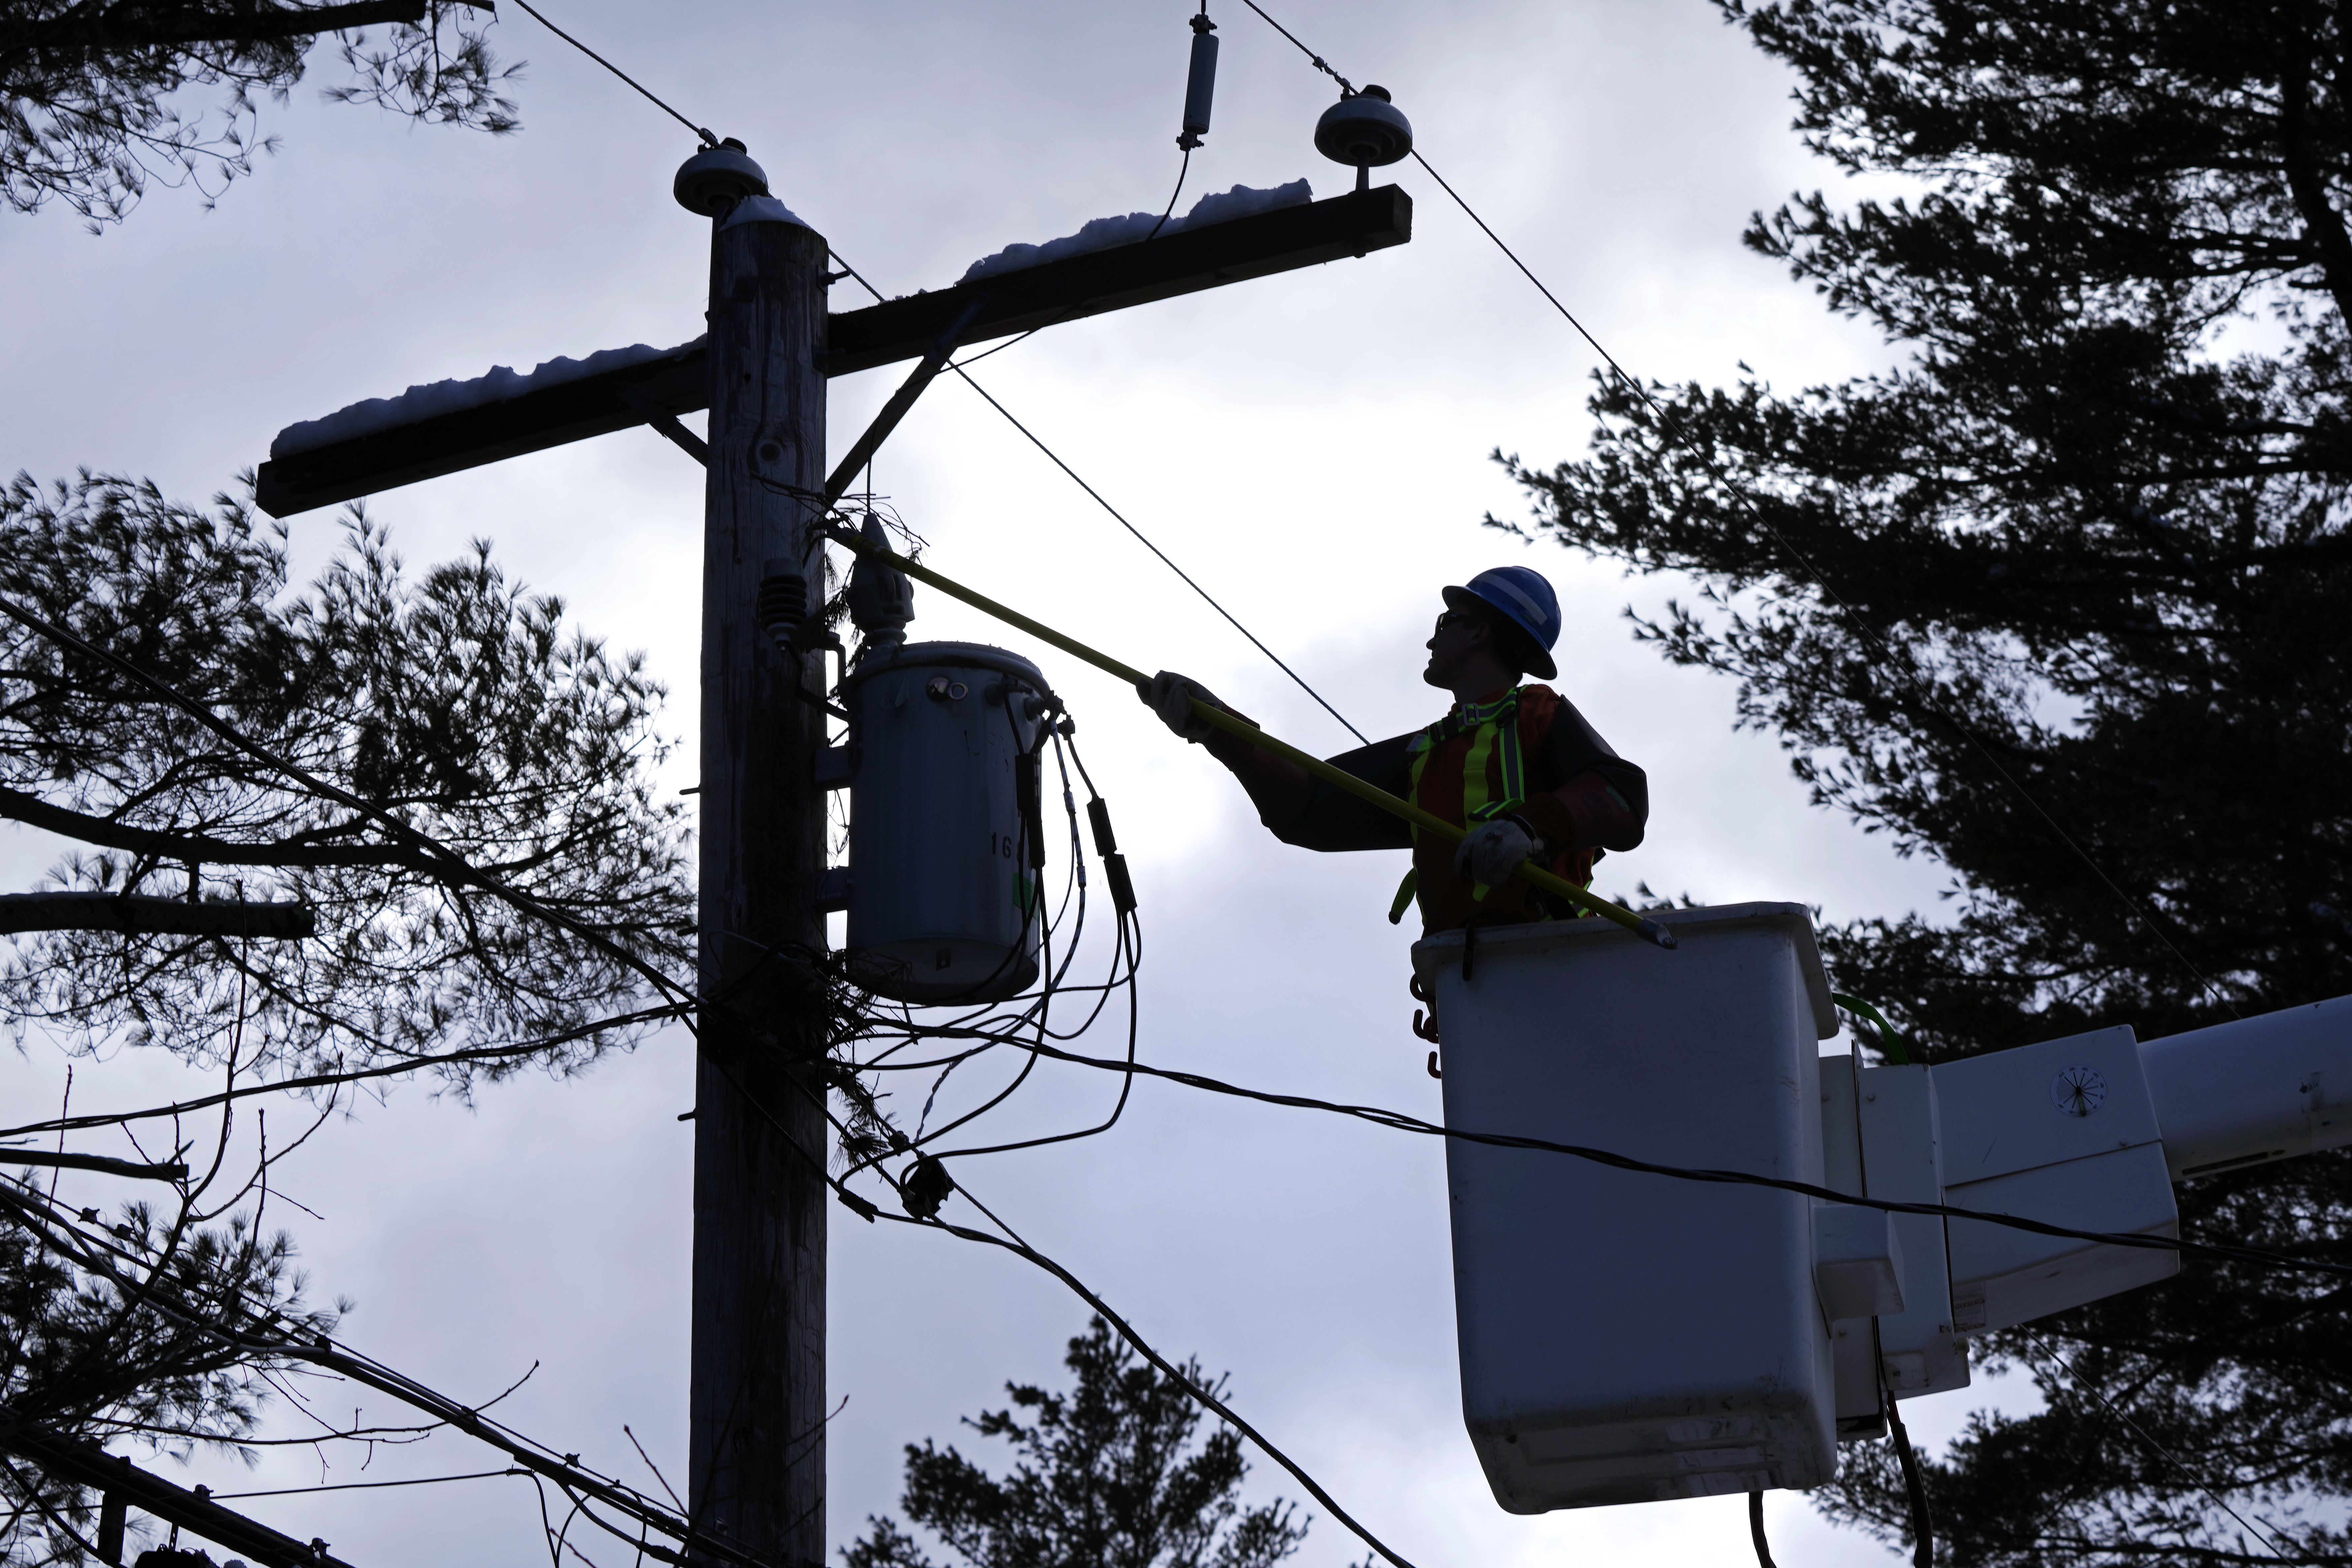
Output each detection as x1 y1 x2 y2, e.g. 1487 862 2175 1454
1103 853 1138 916
900 1155 955 1220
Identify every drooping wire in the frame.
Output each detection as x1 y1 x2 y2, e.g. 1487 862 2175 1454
0 1177 745 1568
944 1032 2352 1284
1143 145 1194 243
684 1006 1421 1568
950 147 1197 374
1881 1375 1935 1568
756 1060 1422 1568
1230 2 2242 1016
505 0 718 147
868 1199 1423 1568
207 1469 530 1500
1748 1490 1777 1568
826 250 1373 747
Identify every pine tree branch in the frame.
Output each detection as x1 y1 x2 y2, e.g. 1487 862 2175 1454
0 1150 188 1182
0 784 419 871
0 1 442 54
0 891 313 939
2274 40 2352 328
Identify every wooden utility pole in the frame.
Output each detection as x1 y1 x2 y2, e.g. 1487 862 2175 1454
681 148 830 1568
250 140 1410 1568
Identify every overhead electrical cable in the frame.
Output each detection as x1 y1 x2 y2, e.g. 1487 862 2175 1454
946 148 1192 373
707 1059 1425 1568
943 367 1373 748
0 1003 690 1144
1231 0 2240 1017
869 1202 1423 1568
948 1033 2352 1284
0 1177 743 1568
825 250 1372 747
505 0 718 147
207 1468 530 1500
1142 144 1194 244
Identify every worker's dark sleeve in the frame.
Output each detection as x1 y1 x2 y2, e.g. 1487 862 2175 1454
1519 698 1648 853
1269 733 1415 852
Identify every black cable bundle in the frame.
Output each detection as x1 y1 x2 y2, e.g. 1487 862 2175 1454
1085 796 1139 915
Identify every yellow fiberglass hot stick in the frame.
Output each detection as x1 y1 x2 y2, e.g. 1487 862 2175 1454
823 526 1678 952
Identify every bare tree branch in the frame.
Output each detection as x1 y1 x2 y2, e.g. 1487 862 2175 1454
0 892 313 940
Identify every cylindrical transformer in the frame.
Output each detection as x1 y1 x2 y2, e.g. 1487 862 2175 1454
841 641 1055 1003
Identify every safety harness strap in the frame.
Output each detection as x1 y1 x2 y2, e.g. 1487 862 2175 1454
1394 686 1601 924
1405 687 1529 908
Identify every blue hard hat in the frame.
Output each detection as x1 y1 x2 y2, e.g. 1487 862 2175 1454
1444 566 1561 680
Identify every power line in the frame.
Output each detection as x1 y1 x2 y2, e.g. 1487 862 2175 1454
505 0 717 148
0 1179 740 1568
207 1468 529 1500
0 1002 688 1142
945 148 1192 373
689 1015 1418 1568
943 367 1371 746
871 1201 1422 1568
1232 2 2241 1018
1232 0 1356 93
794 1084 1423 1568
1143 144 1194 244
960 1033 2352 1284
826 251 1373 747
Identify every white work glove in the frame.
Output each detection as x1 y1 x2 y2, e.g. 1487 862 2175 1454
1139 670 1222 744
1454 816 1543 888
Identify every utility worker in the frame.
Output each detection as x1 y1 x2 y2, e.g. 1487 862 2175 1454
1138 566 1647 934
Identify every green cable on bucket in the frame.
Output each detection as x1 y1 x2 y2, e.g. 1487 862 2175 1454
1831 992 1915 1065
823 524 1679 952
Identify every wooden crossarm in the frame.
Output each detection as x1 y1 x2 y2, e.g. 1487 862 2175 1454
252 184 1412 518
0 1406 362 1568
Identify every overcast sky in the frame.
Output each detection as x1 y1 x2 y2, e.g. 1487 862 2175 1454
2 3 2035 1565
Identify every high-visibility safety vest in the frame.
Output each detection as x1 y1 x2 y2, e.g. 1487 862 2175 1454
1387 686 1593 926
